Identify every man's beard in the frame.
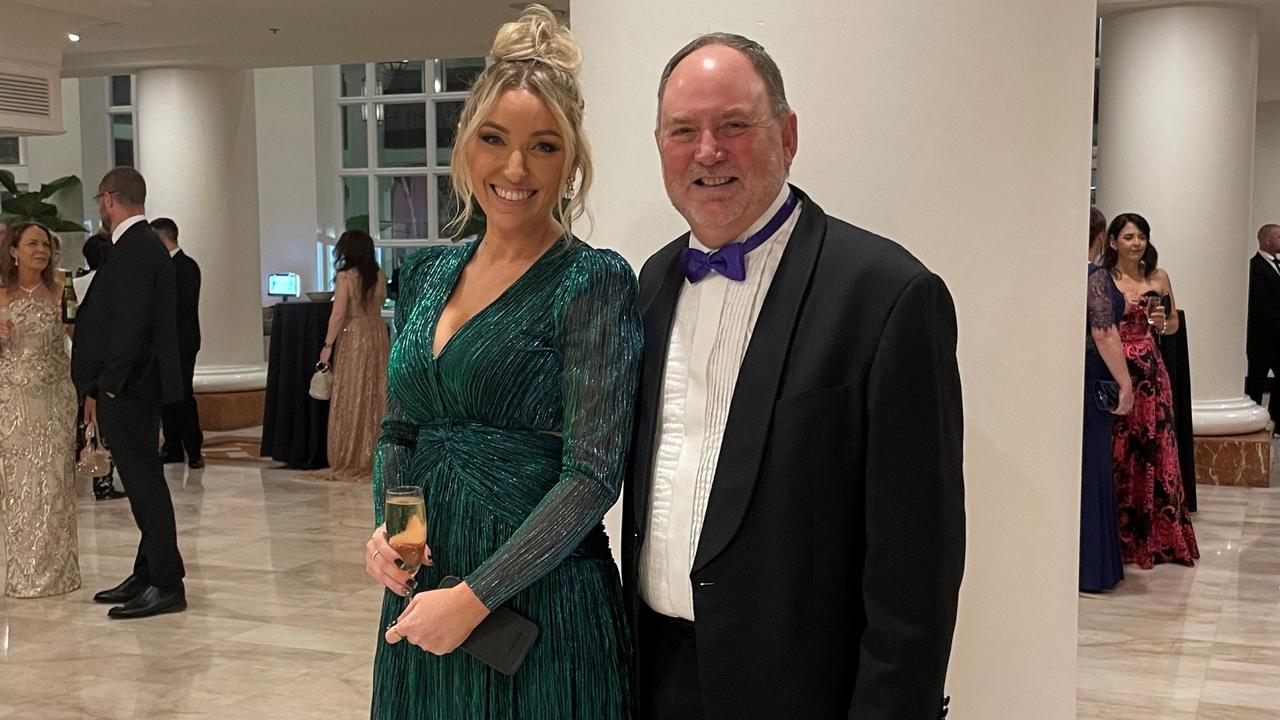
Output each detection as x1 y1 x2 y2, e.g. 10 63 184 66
100 214 112 232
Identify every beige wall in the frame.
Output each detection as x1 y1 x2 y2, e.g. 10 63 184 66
255 67 320 304
575 1 1097 717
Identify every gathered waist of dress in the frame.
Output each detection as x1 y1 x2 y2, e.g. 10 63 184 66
416 419 562 445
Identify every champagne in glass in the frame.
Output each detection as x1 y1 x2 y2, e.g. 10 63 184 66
1145 295 1163 327
385 486 427 593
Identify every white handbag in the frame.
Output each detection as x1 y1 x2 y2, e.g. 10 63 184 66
308 362 333 401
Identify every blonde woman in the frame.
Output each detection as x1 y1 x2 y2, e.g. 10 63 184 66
362 6 638 718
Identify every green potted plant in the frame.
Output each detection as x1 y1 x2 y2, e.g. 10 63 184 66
0 169 87 233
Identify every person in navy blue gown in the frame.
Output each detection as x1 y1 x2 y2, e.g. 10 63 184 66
1081 207 1132 593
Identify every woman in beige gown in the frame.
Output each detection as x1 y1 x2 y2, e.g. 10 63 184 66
310 230 389 482
0 222 80 597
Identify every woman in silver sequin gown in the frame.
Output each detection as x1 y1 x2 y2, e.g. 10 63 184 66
0 222 81 598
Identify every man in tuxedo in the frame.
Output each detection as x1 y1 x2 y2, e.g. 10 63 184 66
72 167 187 619
151 217 204 469
1247 223 1280 427
623 34 965 720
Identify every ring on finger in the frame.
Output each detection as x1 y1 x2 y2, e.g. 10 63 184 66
372 548 380 560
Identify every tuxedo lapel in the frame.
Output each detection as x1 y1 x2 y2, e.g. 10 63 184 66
633 238 687 531
691 186 827 573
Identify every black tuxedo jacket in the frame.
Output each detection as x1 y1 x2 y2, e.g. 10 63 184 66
623 186 965 720
72 220 183 406
1247 253 1280 361
172 248 202 356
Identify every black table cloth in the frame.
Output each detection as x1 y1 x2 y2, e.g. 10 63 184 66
261 301 333 469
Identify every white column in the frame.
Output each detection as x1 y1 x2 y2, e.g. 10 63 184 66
1097 3 1265 435
576 1 1096 718
135 68 266 391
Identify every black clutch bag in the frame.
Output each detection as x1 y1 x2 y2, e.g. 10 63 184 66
1094 380 1120 412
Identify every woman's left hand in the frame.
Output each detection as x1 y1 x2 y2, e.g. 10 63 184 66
384 581 490 655
319 345 332 366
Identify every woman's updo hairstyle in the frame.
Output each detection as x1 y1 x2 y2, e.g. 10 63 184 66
448 4 592 242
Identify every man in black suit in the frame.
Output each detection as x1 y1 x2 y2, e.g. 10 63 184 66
73 167 187 619
1247 223 1280 427
152 217 204 469
623 35 965 720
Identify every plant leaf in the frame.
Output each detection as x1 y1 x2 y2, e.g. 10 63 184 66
38 175 81 198
52 220 88 233
0 169 17 195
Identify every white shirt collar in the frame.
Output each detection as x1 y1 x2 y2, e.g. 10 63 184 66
1261 250 1277 263
168 247 180 258
110 214 147 245
689 184 793 253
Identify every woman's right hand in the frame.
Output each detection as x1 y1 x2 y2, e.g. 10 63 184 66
1112 385 1134 416
0 318 12 341
365 523 429 596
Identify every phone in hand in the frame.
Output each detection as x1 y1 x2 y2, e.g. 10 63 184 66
438 576 539 676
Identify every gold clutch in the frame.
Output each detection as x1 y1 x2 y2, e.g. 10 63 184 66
76 421 114 478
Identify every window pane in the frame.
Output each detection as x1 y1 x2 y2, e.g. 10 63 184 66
111 114 134 168
378 176 430 240
0 137 19 165
435 100 464 165
110 75 131 106
340 64 366 97
377 102 427 168
381 246 428 302
436 174 470 238
341 104 368 169
342 176 370 232
377 60 425 95
439 57 485 93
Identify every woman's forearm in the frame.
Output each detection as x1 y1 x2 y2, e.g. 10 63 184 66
1092 327 1131 388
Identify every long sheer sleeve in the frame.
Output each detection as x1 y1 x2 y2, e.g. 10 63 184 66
1087 268 1117 332
464 249 642 609
372 248 441 525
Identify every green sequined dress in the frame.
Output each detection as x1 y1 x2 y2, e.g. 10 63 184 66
370 238 640 720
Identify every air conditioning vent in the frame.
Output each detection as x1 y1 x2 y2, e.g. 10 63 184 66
0 73 51 116
0 60 62 136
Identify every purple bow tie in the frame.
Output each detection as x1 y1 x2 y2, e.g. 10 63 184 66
682 190 798 283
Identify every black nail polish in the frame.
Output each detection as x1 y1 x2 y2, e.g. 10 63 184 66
394 559 405 570
404 578 418 590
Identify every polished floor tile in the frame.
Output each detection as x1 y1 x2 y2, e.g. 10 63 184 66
4 453 1279 718
0 463 380 719
1078 484 1280 718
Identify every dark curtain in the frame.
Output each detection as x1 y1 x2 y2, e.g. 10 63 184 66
1157 309 1197 512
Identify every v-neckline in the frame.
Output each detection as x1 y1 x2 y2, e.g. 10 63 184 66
429 237 563 361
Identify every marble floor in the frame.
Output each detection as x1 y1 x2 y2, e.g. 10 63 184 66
2 460 1278 718
1077 483 1280 719
0 463 380 720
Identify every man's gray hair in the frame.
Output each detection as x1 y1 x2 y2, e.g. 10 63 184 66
657 32 790 126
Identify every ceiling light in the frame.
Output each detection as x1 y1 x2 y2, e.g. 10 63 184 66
67 33 80 42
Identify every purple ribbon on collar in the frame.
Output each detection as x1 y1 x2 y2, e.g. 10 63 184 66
681 190 797 283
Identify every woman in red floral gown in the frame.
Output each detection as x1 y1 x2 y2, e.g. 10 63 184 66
1103 213 1199 568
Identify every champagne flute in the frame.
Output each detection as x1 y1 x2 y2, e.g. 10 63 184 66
384 486 427 598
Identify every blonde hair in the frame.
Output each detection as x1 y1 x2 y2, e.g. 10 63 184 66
448 4 592 242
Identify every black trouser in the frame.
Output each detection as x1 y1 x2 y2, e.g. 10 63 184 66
1246 351 1280 425
98 393 185 588
638 603 705 720
161 352 202 460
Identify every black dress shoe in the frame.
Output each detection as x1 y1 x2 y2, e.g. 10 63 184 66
108 585 187 619
159 452 185 464
92 476 127 501
188 456 205 470
93 574 149 604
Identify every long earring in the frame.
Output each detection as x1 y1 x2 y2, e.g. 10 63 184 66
563 176 576 200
